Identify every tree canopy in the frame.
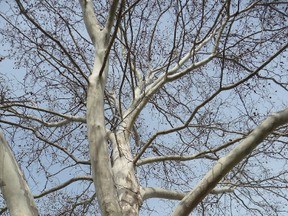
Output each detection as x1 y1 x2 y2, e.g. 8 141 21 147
0 0 287 215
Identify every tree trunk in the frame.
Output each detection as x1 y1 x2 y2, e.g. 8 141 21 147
110 132 142 215
0 132 39 216
87 48 123 215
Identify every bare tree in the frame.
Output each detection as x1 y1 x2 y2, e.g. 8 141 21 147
0 0 287 215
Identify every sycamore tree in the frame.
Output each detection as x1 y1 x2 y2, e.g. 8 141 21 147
0 0 287 215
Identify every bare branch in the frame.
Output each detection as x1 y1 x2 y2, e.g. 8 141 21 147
137 137 243 166
141 186 234 201
105 0 121 33
0 102 86 123
172 108 288 216
15 0 88 83
34 176 93 198
134 43 288 164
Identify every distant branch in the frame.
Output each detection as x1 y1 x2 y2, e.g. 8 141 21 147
0 102 86 123
0 120 90 165
15 0 88 83
134 43 288 164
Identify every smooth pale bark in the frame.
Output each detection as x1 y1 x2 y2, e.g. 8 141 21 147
171 108 288 216
80 0 122 214
87 73 122 216
0 132 39 216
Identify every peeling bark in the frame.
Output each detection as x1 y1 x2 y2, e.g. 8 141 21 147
80 0 143 215
110 133 142 215
87 95 142 215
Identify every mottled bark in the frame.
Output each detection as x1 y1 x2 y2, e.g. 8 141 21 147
110 132 142 215
80 0 142 215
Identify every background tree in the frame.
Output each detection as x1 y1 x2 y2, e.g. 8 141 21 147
0 0 288 215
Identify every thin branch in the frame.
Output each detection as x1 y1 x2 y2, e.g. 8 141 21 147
15 0 88 83
34 176 92 198
137 137 243 166
1 102 86 123
98 0 125 77
141 186 234 201
0 119 90 165
133 43 288 164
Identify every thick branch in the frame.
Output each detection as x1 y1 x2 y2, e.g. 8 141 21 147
87 79 122 215
105 0 121 33
171 108 288 216
80 1 123 214
79 0 103 46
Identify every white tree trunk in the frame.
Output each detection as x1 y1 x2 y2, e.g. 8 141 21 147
0 132 39 216
86 44 122 215
80 1 142 215
87 61 142 215
110 132 142 215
